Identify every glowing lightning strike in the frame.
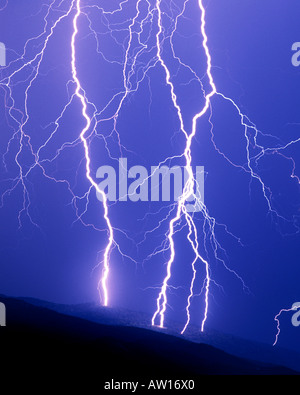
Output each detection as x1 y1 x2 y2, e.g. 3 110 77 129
151 0 215 331
70 0 114 307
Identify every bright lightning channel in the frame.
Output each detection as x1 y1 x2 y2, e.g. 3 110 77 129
151 0 215 332
71 0 114 307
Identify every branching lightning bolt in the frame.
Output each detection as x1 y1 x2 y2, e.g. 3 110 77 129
151 0 214 332
70 0 114 306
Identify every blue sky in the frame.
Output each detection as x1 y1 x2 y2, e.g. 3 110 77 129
0 0 300 352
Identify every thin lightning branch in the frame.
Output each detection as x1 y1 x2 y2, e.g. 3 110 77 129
273 304 300 346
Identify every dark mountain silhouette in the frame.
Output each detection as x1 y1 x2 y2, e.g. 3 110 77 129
0 294 299 385
17 295 300 373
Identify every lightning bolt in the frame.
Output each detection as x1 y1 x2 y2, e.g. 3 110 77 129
273 303 300 346
151 0 214 331
70 0 114 306
151 0 300 335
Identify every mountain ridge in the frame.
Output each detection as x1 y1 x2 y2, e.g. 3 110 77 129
0 294 299 378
